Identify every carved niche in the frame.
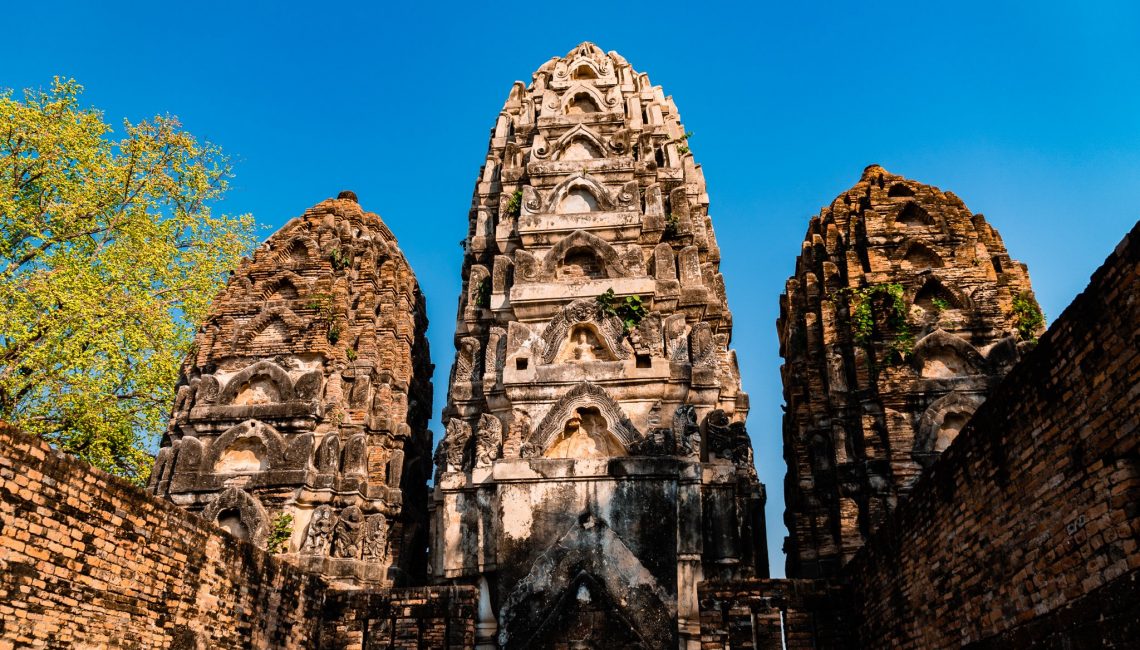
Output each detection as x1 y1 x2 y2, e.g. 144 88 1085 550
541 299 629 364
527 382 638 455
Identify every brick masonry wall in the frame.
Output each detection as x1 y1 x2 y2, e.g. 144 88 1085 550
0 424 325 649
844 222 1140 647
317 586 477 649
698 579 852 649
0 423 478 650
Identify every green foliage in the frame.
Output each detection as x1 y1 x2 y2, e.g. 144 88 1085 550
346 347 357 362
305 293 340 343
327 248 350 271
474 277 492 308
596 288 647 334
1011 292 1045 341
266 512 293 554
848 283 913 365
505 189 523 218
0 79 256 484
675 131 693 155
931 297 951 313
663 213 680 239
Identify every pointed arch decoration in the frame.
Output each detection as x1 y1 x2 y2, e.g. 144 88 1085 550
540 300 629 364
528 382 638 452
540 230 627 281
544 174 618 213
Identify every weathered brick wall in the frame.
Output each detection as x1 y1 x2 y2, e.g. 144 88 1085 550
317 586 477 649
698 579 852 649
0 424 326 649
844 222 1140 647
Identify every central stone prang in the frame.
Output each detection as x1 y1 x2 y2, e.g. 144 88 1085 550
428 41 768 650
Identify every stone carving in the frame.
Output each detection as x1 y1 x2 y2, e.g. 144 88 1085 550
431 42 768 645
333 506 364 559
474 414 503 467
301 505 335 556
541 299 628 364
705 409 733 459
445 418 472 471
673 405 700 459
362 514 388 561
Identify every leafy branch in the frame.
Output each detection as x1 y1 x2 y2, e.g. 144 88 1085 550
596 288 646 334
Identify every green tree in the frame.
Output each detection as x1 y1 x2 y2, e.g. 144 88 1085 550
0 79 256 484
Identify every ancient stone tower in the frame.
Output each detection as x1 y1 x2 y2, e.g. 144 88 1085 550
150 193 433 588
429 43 766 650
778 166 1044 578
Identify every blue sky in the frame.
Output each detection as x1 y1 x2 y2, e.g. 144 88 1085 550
4 1 1136 576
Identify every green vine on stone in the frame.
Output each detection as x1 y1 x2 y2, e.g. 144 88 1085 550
327 248 351 271
931 297 951 313
474 277 492 309
266 513 294 554
848 283 913 365
506 189 524 217
675 131 693 155
663 213 680 239
597 288 647 334
1011 292 1045 342
306 293 340 343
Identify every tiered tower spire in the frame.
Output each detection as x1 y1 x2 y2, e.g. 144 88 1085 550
430 43 765 649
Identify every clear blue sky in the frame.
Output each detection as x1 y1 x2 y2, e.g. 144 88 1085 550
4 1 1136 577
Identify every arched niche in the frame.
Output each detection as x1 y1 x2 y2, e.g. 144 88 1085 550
888 183 916 197
558 188 599 214
557 246 604 280
498 514 673 650
204 419 287 474
898 201 934 227
214 436 267 473
544 175 617 214
555 323 617 363
914 392 985 465
560 137 603 161
545 406 627 458
202 487 269 547
218 360 296 405
912 329 986 379
571 61 599 80
565 91 601 115
902 242 944 270
528 382 638 454
540 230 626 282
540 298 629 364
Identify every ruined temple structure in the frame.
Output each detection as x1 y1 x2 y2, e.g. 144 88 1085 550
429 42 767 649
149 193 434 588
778 166 1045 578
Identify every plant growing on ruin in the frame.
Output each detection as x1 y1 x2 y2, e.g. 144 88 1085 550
306 293 341 343
346 347 358 362
266 513 294 554
0 79 256 483
1011 292 1045 341
597 288 647 334
506 189 524 218
663 213 680 239
848 283 913 365
675 131 693 155
474 278 492 309
931 297 951 313
327 248 350 271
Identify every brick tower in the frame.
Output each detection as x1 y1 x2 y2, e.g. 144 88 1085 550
779 166 1044 578
150 194 433 588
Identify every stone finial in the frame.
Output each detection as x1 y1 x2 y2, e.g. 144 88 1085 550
337 190 359 202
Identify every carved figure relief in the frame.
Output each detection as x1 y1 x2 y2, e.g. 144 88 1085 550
301 505 335 556
474 414 503 467
361 514 388 561
544 407 626 459
333 506 364 559
445 418 473 471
